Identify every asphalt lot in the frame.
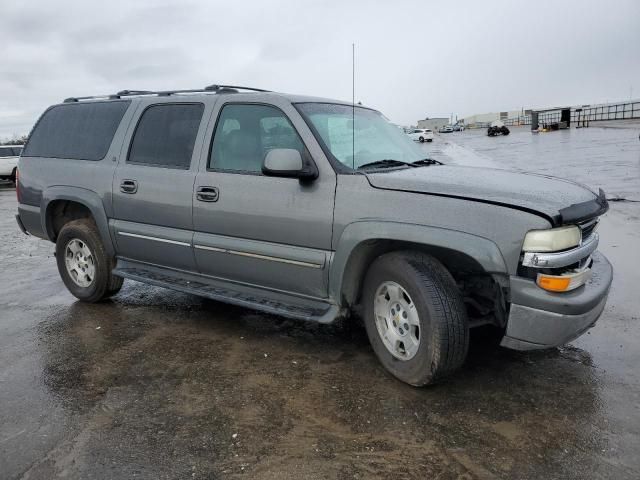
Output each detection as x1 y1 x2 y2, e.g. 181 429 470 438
1 126 639 479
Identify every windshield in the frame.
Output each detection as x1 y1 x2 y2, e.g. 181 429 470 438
296 103 426 170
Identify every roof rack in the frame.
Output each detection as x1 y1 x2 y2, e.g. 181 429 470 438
63 84 270 103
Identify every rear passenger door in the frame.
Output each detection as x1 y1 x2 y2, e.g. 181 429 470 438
112 100 209 271
192 101 336 298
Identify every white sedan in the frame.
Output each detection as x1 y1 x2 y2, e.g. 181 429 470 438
0 145 22 184
406 129 434 143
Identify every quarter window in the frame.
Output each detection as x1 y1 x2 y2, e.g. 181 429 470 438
128 103 204 168
23 101 130 160
209 104 305 173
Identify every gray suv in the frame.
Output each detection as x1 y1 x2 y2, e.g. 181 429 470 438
15 85 613 386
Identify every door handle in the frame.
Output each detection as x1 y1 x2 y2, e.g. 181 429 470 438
196 186 219 202
120 179 138 194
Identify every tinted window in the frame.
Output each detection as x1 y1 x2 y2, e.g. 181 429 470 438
210 104 305 173
12 146 23 156
0 148 14 157
23 101 130 160
128 104 204 168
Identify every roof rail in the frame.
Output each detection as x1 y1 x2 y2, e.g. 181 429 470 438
204 84 269 93
63 84 270 103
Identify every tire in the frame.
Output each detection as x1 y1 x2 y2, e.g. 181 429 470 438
10 167 17 187
362 251 469 386
55 218 122 302
106 270 124 297
427 139 433 142
419 137 425 143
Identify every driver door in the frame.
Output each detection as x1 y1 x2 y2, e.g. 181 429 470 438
192 101 336 298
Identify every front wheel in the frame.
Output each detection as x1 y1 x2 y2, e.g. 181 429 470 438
419 137 425 143
362 251 469 386
56 219 123 302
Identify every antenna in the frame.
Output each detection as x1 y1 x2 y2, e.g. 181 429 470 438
352 43 355 170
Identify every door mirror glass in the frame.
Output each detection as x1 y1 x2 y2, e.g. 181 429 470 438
262 148 317 179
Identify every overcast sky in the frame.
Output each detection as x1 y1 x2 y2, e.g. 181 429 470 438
1 0 639 137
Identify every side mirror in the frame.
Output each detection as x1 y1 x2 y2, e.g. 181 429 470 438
262 148 318 180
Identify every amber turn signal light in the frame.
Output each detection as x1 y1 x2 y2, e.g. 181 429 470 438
536 268 592 293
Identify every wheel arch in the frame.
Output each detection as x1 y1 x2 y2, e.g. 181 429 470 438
330 222 508 308
41 186 115 256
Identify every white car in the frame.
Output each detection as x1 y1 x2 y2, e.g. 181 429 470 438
0 145 22 184
407 128 434 142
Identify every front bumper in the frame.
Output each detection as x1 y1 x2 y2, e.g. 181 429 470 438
500 251 613 350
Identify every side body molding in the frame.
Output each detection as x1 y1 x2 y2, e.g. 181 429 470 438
41 186 115 256
329 221 508 304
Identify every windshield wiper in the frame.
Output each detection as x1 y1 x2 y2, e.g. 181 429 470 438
412 158 443 166
357 159 417 170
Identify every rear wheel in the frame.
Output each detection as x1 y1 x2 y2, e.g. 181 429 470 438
419 136 425 143
10 167 17 187
362 251 469 386
56 219 123 302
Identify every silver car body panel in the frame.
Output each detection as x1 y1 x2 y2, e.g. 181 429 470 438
15 90 613 351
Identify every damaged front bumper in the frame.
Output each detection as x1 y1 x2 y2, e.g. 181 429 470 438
500 251 613 350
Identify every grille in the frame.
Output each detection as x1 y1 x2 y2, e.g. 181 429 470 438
579 218 599 241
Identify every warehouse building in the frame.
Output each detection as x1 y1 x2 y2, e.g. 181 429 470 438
461 110 531 127
416 117 450 131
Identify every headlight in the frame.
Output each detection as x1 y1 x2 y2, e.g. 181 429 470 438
522 225 581 252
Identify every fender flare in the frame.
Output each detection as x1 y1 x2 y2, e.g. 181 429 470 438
41 186 115 256
329 221 508 303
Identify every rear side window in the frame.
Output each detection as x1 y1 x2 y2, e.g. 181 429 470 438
0 148 15 157
23 101 130 160
128 103 204 169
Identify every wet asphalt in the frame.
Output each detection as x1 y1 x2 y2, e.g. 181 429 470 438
1 125 639 479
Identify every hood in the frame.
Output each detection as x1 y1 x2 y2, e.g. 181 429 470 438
365 165 608 225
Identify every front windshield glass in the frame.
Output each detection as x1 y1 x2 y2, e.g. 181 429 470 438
296 103 426 169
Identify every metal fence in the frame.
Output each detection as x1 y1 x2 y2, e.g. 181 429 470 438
574 101 640 123
504 100 640 128
504 115 532 126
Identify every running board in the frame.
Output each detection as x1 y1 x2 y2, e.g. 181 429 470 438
112 261 340 323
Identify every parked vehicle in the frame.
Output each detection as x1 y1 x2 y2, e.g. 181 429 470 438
439 125 453 133
453 124 465 131
407 128 434 142
488 121 510 137
488 125 510 136
15 85 613 386
0 145 22 184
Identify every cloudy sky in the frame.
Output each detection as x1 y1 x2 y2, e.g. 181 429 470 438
1 0 639 137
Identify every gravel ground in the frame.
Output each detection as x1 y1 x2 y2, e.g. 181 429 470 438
1 125 639 479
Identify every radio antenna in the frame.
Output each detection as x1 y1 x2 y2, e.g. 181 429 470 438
352 42 355 170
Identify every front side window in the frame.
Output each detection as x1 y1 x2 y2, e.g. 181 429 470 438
128 103 204 168
296 103 426 170
209 104 305 173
